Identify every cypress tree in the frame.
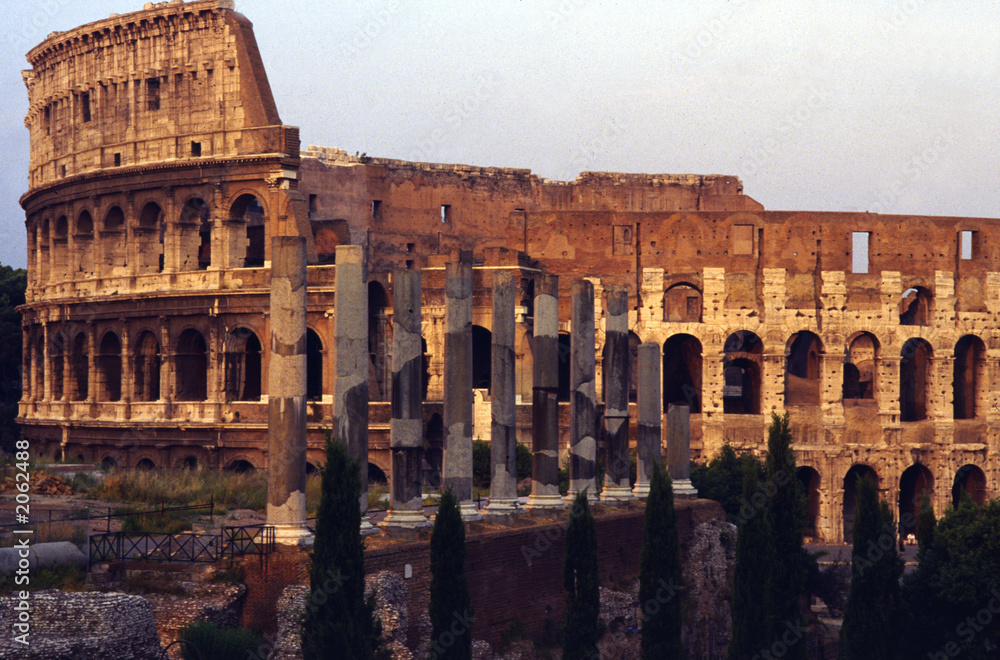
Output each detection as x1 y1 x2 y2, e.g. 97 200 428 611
639 462 684 659
765 412 808 659
839 475 902 660
728 456 775 660
563 489 600 660
914 493 936 555
428 489 473 660
302 437 381 659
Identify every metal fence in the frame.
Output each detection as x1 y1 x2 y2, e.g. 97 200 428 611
88 524 274 565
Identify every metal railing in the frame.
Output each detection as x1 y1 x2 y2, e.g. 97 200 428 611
88 523 274 565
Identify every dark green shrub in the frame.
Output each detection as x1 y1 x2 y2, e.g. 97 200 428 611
515 442 532 481
472 439 491 488
180 621 261 660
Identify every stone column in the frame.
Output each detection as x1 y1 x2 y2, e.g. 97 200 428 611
86 326 97 403
567 279 598 504
488 271 520 514
443 261 481 520
601 286 632 502
265 236 312 545
42 322 50 401
634 342 661 498
333 245 376 534
667 403 698 497
527 274 563 510
381 269 431 530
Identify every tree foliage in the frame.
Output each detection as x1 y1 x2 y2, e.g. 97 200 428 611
302 437 381 659
0 265 25 453
839 475 902 660
690 443 764 521
563 489 600 659
429 489 473 660
639 462 684 658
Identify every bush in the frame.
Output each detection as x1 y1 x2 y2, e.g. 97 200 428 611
516 442 532 481
179 621 261 660
0 564 86 595
120 511 192 534
472 439 491 488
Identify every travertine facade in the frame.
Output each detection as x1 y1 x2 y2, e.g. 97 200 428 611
18 0 999 542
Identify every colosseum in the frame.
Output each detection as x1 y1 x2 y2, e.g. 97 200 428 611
16 0 999 543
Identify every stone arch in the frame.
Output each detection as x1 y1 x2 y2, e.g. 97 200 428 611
50 333 66 400
368 281 391 401
784 330 822 405
134 331 161 402
137 201 165 273
230 193 266 268
900 338 933 422
102 206 126 274
224 327 262 401
54 215 68 239
97 331 122 402
178 197 211 271
33 336 44 401
899 286 932 326
899 463 933 536
136 458 156 470
843 331 879 400
952 464 987 507
663 282 702 323
313 219 351 264
225 458 257 472
75 210 95 278
472 325 492 391
723 330 762 415
175 328 208 401
306 328 323 401
369 462 388 484
843 464 879 543
69 332 89 401
797 465 821 539
178 455 199 469
953 335 986 420
663 334 702 413
100 456 117 470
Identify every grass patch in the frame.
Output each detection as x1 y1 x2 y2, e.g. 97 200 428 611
119 510 193 534
305 473 322 516
123 571 187 596
0 564 87 595
92 466 267 511
368 483 389 510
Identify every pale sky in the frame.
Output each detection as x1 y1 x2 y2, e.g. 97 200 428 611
1 0 998 269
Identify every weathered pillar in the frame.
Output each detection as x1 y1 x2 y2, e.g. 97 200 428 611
667 403 698 497
334 245 377 534
634 342 661 498
601 286 632 502
487 271 520 514
42 322 50 401
443 261 481 520
381 269 431 530
527 274 563 510
265 236 312 545
567 279 598 503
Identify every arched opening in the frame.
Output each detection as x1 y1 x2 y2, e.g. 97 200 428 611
900 338 932 421
179 198 210 271
843 332 878 400
70 333 88 401
75 211 94 277
33 337 44 400
784 331 822 405
628 331 640 402
424 413 443 487
843 464 878 543
224 328 262 401
50 335 66 400
134 331 161 402
305 462 318 476
723 331 762 415
900 287 932 326
663 334 702 413
97 332 122 402
899 464 933 536
471 325 492 391
662 282 702 323
368 463 388 484
952 464 987 507
181 456 198 470
136 458 155 470
138 201 165 273
54 215 68 239
953 335 986 420
306 329 323 401
368 282 390 401
231 194 266 267
312 219 350 265
557 333 571 402
226 459 255 473
103 206 126 272
100 456 117 470
175 329 208 401
797 466 821 539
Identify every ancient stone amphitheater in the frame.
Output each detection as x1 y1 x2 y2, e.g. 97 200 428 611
17 0 997 543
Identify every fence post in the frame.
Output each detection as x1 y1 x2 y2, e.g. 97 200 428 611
107 507 111 533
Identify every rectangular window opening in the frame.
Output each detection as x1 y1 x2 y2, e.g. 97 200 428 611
81 92 91 122
146 78 161 111
852 231 870 274
406 242 415 253
61 165 66 177
191 141 201 157
309 194 318 214
372 199 381 220
440 204 451 223
113 153 121 167
733 224 754 256
405 259 414 270
960 230 975 260
43 105 51 135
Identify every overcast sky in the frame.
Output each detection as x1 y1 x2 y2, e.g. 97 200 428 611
1 0 998 269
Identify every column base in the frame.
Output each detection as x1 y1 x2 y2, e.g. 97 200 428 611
485 498 521 516
459 501 484 522
526 492 566 511
360 517 380 536
565 488 600 505
600 485 634 503
632 483 651 499
379 508 432 530
271 523 314 547
672 479 699 498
